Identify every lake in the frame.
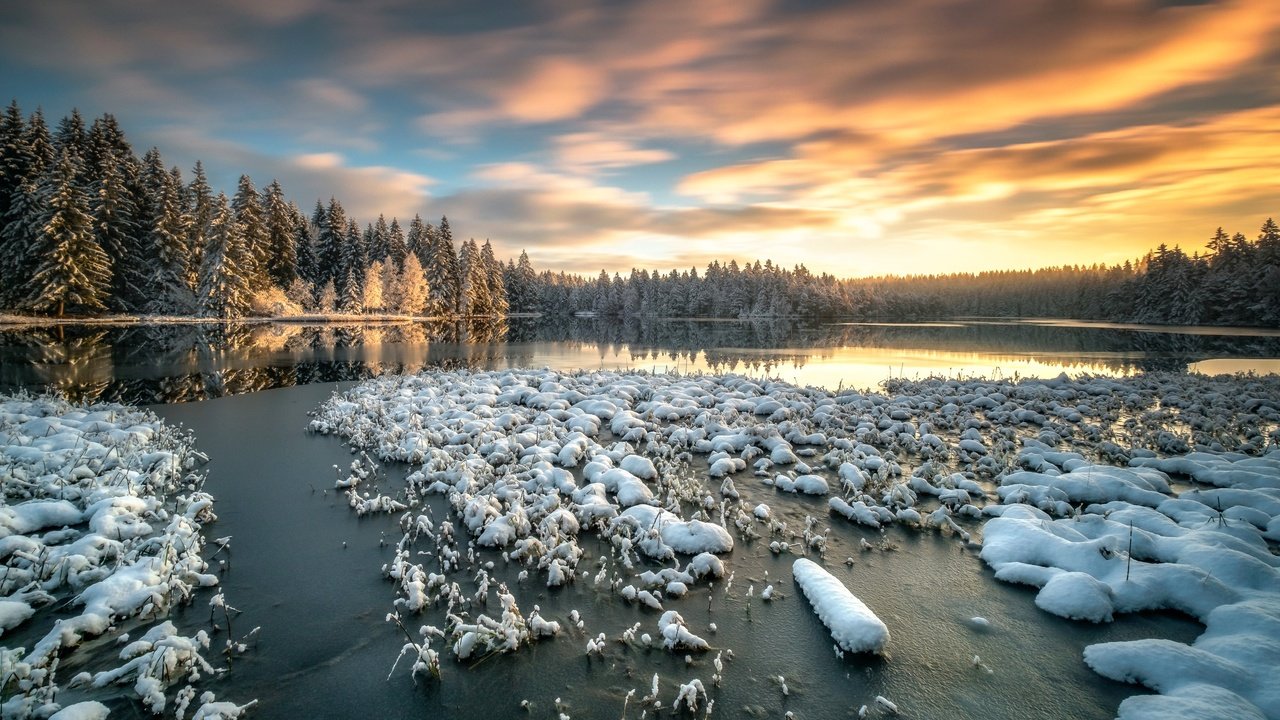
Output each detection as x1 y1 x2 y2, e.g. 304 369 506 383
0 316 1274 718
3 316 1279 404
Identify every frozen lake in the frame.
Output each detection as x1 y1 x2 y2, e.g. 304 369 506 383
148 382 1200 719
0 317 1274 718
3 316 1279 402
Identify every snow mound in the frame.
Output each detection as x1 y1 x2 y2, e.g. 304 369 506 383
792 558 888 654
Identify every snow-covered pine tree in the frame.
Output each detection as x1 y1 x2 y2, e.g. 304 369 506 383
481 239 507 315
53 109 87 175
1255 218 1280 325
396 252 428 315
232 174 268 292
406 214 426 266
512 250 538 312
363 260 384 313
321 198 346 296
185 161 214 294
0 101 27 222
295 207 318 286
140 154 192 313
0 102 30 306
0 108 54 307
436 216 462 313
262 180 297 288
338 219 364 312
24 150 111 316
310 199 334 286
198 192 253 319
459 237 489 315
89 150 134 309
371 214 389 264
316 279 337 313
386 217 407 271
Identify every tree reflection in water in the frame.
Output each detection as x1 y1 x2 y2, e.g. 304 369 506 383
1 316 1277 405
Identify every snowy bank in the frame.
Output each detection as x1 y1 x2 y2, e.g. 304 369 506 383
0 393 251 719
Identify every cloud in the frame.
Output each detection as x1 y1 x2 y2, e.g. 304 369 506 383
552 133 674 174
146 128 434 221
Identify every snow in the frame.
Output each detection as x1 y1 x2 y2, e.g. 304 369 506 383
0 393 252 718
307 367 1280 714
792 558 889 654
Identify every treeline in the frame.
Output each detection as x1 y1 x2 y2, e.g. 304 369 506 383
522 224 1280 327
0 102 518 318
3 101 1276 327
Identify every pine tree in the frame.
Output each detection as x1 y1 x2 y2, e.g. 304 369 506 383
511 250 537 312
140 153 191 313
1256 218 1280 324
185 161 214 293
232 174 268 291
53 109 87 170
420 216 458 315
363 260 384 312
371 214 389 263
25 150 111 316
395 252 429 315
387 217 407 271
295 208 318 286
262 180 297 287
0 101 27 226
481 239 508 315
318 198 345 291
316 279 337 313
0 102 29 306
406 214 426 265
337 219 363 312
459 238 489 315
198 193 252 318
0 108 53 306
90 151 134 310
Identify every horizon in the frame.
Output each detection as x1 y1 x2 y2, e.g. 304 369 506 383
3 0 1278 277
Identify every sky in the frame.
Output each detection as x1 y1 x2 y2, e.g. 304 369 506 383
2 0 1279 277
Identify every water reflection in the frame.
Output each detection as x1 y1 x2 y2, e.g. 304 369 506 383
2 316 1278 404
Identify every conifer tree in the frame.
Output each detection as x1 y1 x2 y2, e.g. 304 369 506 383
53 109 87 171
394 252 429 315
318 198 345 290
459 237 489 315
0 109 53 306
185 161 214 292
295 209 318 286
337 219 363 312
90 151 134 309
262 180 297 287
25 150 111 316
481 239 508 315
198 193 252 318
406 214 426 265
387 217 407 271
232 174 267 291
363 260 384 312
140 153 191 312
371 214 389 263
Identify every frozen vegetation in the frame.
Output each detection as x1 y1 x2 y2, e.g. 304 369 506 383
0 394 251 718
310 368 1280 718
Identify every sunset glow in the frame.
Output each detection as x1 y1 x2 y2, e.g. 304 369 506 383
3 0 1278 276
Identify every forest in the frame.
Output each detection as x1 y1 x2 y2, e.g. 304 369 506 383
2 102 1277 327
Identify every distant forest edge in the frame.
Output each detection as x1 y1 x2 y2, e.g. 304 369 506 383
1 102 1277 327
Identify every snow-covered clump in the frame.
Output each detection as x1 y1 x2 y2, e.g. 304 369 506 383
310 367 1279 711
984 448 1280 718
0 393 251 718
792 558 889 654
